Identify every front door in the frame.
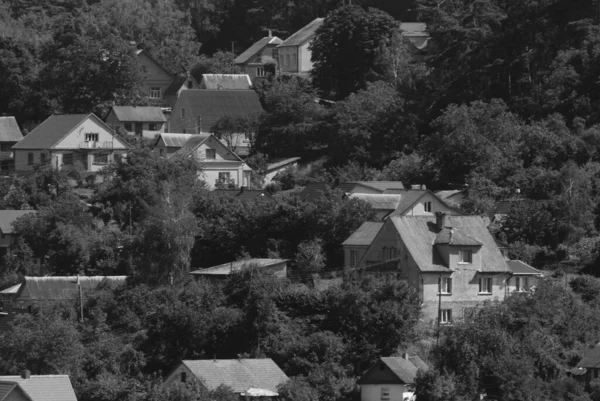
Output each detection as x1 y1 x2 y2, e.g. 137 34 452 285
135 123 143 136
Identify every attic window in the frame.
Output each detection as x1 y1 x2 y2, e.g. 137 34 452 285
459 249 472 264
205 149 216 159
180 372 186 382
150 87 161 99
85 133 99 142
424 201 432 213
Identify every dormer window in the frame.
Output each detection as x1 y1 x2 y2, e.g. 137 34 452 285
459 249 472 264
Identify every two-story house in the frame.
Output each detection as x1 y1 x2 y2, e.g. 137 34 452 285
11 114 129 173
155 133 252 188
105 106 167 138
137 49 174 105
0 116 24 173
277 18 324 74
234 32 283 80
353 212 511 323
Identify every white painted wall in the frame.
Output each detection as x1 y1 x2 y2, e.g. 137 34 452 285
299 42 314 73
361 384 413 401
54 118 127 150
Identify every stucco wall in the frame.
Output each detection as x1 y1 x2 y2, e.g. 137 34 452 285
54 118 126 150
299 42 314 73
361 384 412 401
14 150 42 172
404 193 459 216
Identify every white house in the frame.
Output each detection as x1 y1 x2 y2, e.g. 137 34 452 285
358 356 427 401
277 18 324 74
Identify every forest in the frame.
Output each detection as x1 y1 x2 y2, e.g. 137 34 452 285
5 0 600 400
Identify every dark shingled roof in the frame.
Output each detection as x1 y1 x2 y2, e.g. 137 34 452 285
342 222 383 246
578 344 600 369
110 106 166 122
298 182 331 201
0 210 36 234
235 36 283 64
278 18 324 47
507 260 543 275
435 227 483 246
16 276 126 301
0 117 24 142
0 375 77 401
12 114 89 149
179 359 289 393
177 90 263 130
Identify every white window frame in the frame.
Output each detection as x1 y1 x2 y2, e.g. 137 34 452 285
424 201 432 212
440 309 452 324
516 276 529 292
256 67 266 77
440 277 452 294
150 87 161 99
380 387 390 401
479 277 492 294
459 249 472 264
93 152 110 165
85 133 99 142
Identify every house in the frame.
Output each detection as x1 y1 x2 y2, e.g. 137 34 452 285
105 106 167 138
358 355 427 401
189 258 288 281
164 359 289 397
169 90 263 137
137 48 174 105
353 212 511 323
0 371 77 401
163 73 200 108
347 194 404 221
0 116 24 173
5 276 126 314
343 222 384 268
157 133 253 188
574 343 600 383
0 210 36 259
11 114 129 173
0 283 21 312
399 22 430 50
199 74 253 90
264 157 301 186
299 181 406 202
277 18 324 74
506 260 543 293
212 187 273 201
234 32 283 80
435 190 465 207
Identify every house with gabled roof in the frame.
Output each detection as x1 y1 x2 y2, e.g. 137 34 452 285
155 133 252 188
277 18 324 74
0 372 78 401
354 212 511 323
105 106 167 138
506 260 543 293
358 355 427 401
0 116 24 173
137 48 174 104
164 359 289 397
11 114 129 173
234 32 283 80
343 222 384 268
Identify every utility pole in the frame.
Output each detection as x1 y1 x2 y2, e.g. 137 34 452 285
78 275 84 322
231 41 236 54
437 275 442 345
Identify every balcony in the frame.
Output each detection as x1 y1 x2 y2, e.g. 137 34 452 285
79 141 114 149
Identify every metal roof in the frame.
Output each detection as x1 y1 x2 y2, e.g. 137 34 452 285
234 36 283 64
190 259 288 276
278 18 324 47
0 375 77 401
342 222 383 246
435 190 462 200
110 106 166 122
507 260 544 275
0 210 36 234
0 283 21 295
200 74 253 90
179 359 289 393
0 117 24 142
157 133 194 148
17 276 127 301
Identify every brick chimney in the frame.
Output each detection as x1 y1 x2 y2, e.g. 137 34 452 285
21 370 30 379
436 211 448 231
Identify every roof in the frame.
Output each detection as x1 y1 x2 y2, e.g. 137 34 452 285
110 106 166 122
0 117 24 142
348 194 402 211
298 182 331 201
400 22 427 33
338 181 405 194
164 75 187 97
234 36 283 64
507 260 543 276
157 133 194 148
388 216 510 273
0 283 21 295
434 227 483 246
176 90 263 130
200 74 253 90
0 375 77 401
179 359 289 393
278 18 324 47
189 259 288 276
579 344 600 368
358 357 422 385
0 210 36 234
266 157 301 173
342 222 384 246
16 276 127 301
436 190 462 201
408 356 428 371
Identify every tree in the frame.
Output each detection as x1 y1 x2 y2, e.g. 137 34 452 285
210 113 261 153
310 5 396 99
294 239 326 276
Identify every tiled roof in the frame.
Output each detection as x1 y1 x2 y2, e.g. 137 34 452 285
0 210 36 234
234 36 283 64
348 194 402 211
200 74 253 90
578 344 600 369
0 375 77 401
189 259 288 276
180 359 289 393
507 260 543 275
0 117 24 142
342 222 383 246
17 276 127 301
177 90 263 131
12 114 89 150
434 227 483 246
110 106 166 122
278 18 324 47
157 133 194 148
389 216 510 273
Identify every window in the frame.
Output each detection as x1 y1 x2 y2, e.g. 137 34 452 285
380 387 390 401
218 172 231 182
63 153 73 165
292 53 298 68
27 152 34 165
149 123 157 131
187 80 193 88
350 250 359 267
159 148 165 156
0 143 11 152
181 107 185 119
440 309 452 324
85 133 99 142
440 277 452 294
150 87 161 99
424 201 432 212
459 249 472 264
205 149 216 159
479 277 492 294
180 372 186 383
256 67 266 77
124 123 132 131
94 153 109 165
40 153 47 165
516 277 529 292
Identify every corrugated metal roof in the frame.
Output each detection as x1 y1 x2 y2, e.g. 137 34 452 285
434 227 483 246
507 260 543 275
0 117 24 142
0 375 77 401
200 74 253 90
348 194 402 210
0 210 36 234
17 276 127 301
181 359 289 393
111 106 166 122
278 18 324 47
158 133 194 148
389 216 510 273
342 222 383 246
235 36 283 64
190 259 288 276
399 22 427 33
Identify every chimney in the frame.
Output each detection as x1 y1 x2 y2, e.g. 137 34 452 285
21 370 30 379
268 29 272 38
402 352 409 360
411 184 426 190
435 211 448 231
